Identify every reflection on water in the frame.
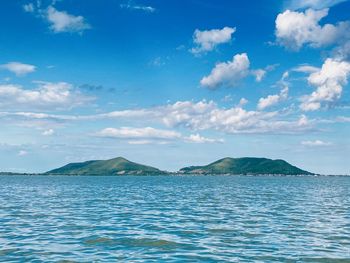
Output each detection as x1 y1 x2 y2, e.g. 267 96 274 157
0 175 349 262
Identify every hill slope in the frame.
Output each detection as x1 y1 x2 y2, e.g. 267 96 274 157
46 157 164 175
179 157 313 175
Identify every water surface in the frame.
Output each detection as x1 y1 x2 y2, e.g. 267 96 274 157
0 175 349 262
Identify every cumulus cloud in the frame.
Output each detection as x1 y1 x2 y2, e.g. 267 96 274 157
300 58 350 111
158 100 311 134
200 53 270 88
191 27 236 54
184 134 224 143
301 140 332 146
0 82 93 110
45 6 90 33
23 2 91 34
258 87 289 110
0 100 314 134
0 62 36 76
200 53 250 88
275 8 350 50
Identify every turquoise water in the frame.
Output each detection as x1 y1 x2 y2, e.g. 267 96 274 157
0 175 349 262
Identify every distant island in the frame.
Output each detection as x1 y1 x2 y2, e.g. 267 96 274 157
46 157 164 176
43 156 313 176
179 157 313 175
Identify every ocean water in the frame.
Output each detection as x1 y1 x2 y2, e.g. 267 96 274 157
0 175 349 262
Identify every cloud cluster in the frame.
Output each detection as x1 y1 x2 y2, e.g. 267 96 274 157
0 62 36 76
191 27 236 54
23 2 90 34
159 100 310 134
200 53 250 88
95 126 222 145
300 58 350 111
0 100 314 134
275 8 350 50
258 87 289 110
46 6 90 33
0 82 93 110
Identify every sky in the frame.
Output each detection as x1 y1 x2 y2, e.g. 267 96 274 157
0 0 350 174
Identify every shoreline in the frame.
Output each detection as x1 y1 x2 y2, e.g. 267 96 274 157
1 173 349 177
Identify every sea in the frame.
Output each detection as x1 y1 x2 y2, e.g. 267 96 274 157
0 175 349 262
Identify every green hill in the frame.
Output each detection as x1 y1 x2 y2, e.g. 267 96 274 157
46 157 164 175
179 157 313 175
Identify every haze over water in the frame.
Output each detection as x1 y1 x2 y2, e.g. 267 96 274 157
0 175 349 262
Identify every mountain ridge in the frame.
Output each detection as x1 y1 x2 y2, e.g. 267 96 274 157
179 157 313 175
46 157 164 175
45 156 313 176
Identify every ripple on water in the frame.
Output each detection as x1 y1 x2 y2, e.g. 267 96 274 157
0 175 349 262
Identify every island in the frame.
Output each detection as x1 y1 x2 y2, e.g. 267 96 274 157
43 156 313 176
179 157 313 175
46 157 165 176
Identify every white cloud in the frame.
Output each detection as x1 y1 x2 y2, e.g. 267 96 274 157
191 27 236 54
0 62 36 76
258 87 289 110
300 58 350 111
200 53 250 88
159 100 311 134
23 3 35 13
0 100 314 135
18 150 28 156
301 140 332 146
184 134 224 144
120 3 156 13
251 64 279 82
282 71 289 80
286 0 348 10
96 127 181 140
96 127 223 144
46 6 90 33
0 82 93 110
333 40 350 61
292 64 320 73
251 69 266 82
42 129 54 136
127 140 157 145
275 8 350 50
238 98 249 106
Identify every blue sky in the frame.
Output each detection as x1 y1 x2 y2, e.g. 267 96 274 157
0 0 350 174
